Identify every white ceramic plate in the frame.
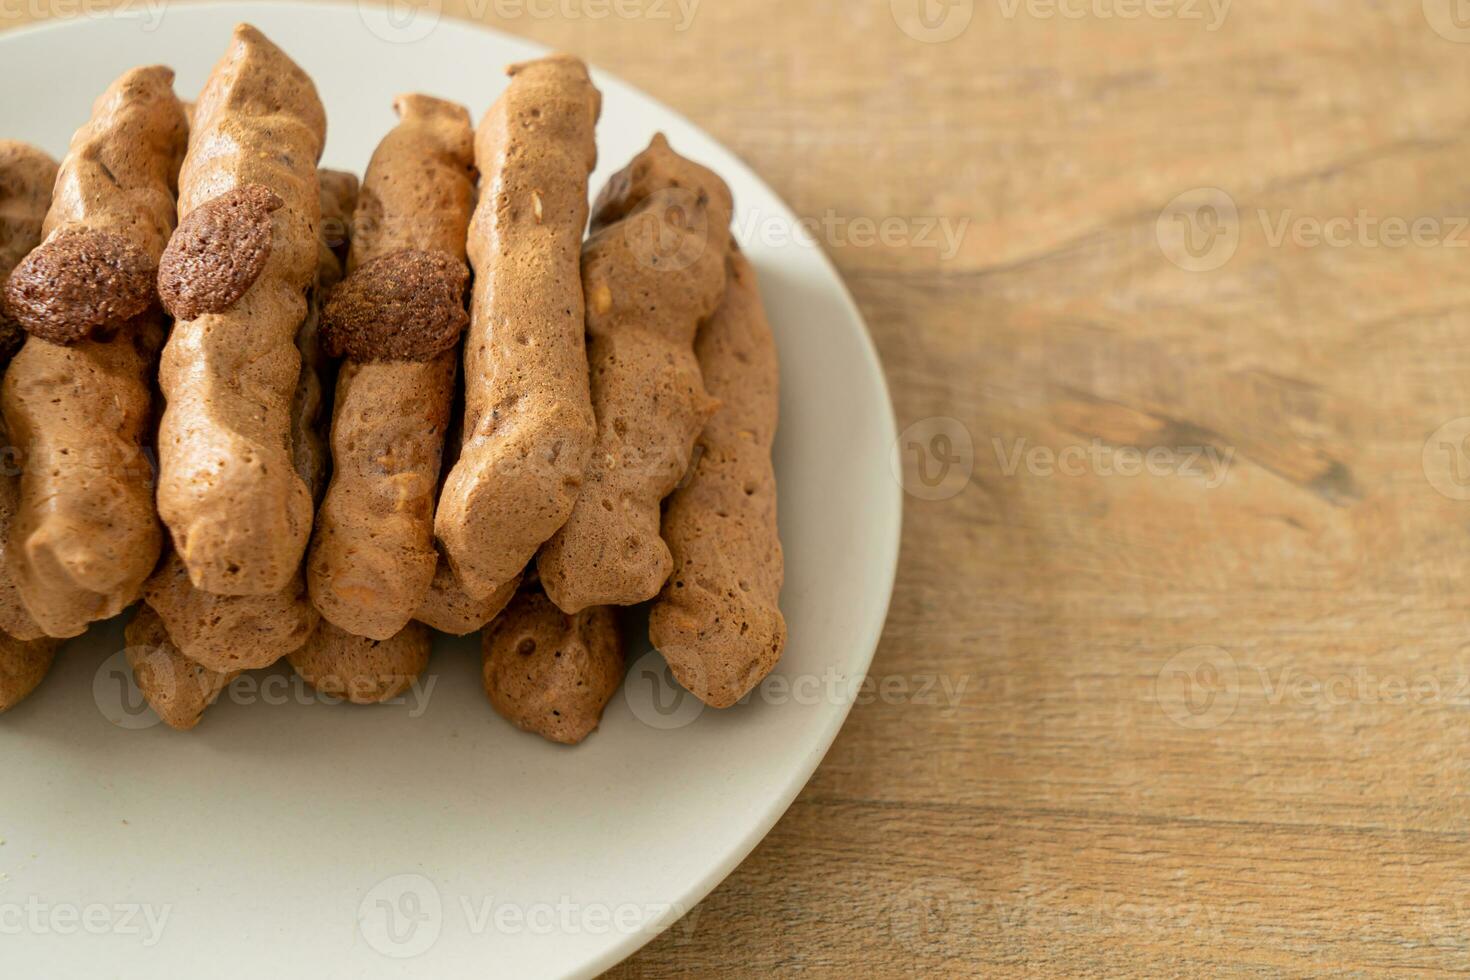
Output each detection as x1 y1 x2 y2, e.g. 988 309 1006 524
0 4 899 977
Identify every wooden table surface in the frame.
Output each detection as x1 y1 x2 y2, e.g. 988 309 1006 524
9 0 1470 974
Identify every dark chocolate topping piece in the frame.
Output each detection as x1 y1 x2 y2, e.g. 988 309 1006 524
2 227 156 345
321 249 469 362
157 184 283 320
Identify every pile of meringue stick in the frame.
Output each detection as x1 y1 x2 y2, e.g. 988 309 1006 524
0 24 785 742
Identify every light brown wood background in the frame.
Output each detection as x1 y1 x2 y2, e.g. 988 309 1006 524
10 0 1470 974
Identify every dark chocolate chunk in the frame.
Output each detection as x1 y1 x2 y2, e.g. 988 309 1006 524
321 249 469 362
157 184 283 320
2 227 156 345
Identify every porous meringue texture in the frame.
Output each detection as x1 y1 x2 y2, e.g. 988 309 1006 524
293 168 358 502
0 141 57 645
124 603 236 731
0 140 58 362
142 551 318 672
4 318 164 638
156 24 326 597
0 631 60 711
289 619 431 704
2 64 185 639
415 562 519 636
435 55 602 602
649 250 786 708
0 430 45 642
538 134 734 613
308 93 476 640
308 354 456 637
415 387 517 637
482 590 624 745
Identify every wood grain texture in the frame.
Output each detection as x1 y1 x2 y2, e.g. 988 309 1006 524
9 0 1470 974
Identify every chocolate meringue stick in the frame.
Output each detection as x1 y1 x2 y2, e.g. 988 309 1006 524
0 141 57 645
308 94 476 640
538 134 734 612
0 630 61 713
0 141 57 365
293 167 359 500
649 249 786 708
128 169 356 730
482 588 624 745
124 604 237 731
413 384 521 635
415 550 520 635
1 67 187 638
289 618 431 705
156 24 326 596
0 142 60 707
139 169 356 677
435 55 601 601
